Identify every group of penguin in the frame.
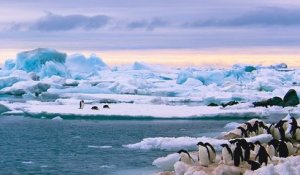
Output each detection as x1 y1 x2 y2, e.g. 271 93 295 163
79 100 110 110
235 117 300 142
177 117 300 171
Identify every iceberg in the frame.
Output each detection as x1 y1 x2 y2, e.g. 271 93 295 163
66 54 109 79
14 48 69 78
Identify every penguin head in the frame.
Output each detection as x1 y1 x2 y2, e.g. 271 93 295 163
229 139 239 144
197 142 205 147
177 149 189 154
220 143 228 147
248 142 255 150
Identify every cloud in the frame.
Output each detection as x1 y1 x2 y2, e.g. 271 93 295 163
187 7 300 27
127 18 169 31
30 13 111 31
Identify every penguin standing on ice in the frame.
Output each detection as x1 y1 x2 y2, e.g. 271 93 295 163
267 139 279 157
239 139 251 161
197 142 211 167
233 142 244 167
255 142 271 166
237 126 248 138
205 142 216 163
220 144 233 165
177 149 195 165
278 140 289 158
290 118 300 141
79 100 84 109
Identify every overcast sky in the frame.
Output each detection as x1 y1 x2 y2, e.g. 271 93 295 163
1 0 300 65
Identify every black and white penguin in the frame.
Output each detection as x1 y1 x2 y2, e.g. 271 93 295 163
247 160 261 171
267 139 279 157
239 139 251 161
79 100 84 109
205 142 216 163
268 123 275 135
229 139 239 151
237 126 248 138
233 142 244 167
103 104 110 109
177 149 195 165
290 118 300 141
255 143 271 166
283 139 295 156
245 122 256 137
273 126 285 140
197 142 210 166
277 140 289 158
220 144 233 165
91 106 99 110
258 121 267 135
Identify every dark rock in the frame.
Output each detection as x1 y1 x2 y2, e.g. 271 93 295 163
283 89 299 107
208 103 219 107
253 89 299 108
221 101 239 108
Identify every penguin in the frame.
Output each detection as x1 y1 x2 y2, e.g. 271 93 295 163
229 139 239 152
239 139 251 161
237 126 248 138
177 149 195 165
267 139 279 157
277 140 289 158
233 142 244 167
205 142 216 163
290 120 300 141
294 126 300 141
255 143 271 166
91 106 99 110
247 160 261 171
251 121 258 134
79 100 84 109
273 126 285 140
283 139 295 156
254 141 261 155
220 144 233 165
197 142 210 167
258 121 267 135
245 122 256 137
103 104 110 109
268 123 275 135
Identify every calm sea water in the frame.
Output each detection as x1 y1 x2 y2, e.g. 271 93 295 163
0 115 283 174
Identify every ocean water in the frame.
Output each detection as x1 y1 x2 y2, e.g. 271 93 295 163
0 115 281 174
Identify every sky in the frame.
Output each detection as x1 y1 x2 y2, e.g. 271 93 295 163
0 0 300 67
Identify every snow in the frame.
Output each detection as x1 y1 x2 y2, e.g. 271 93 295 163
152 153 180 170
124 134 273 151
7 101 290 119
245 156 300 175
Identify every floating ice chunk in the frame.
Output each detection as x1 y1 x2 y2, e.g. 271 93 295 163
88 145 112 149
123 136 228 151
0 103 11 114
152 153 180 170
52 116 63 120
